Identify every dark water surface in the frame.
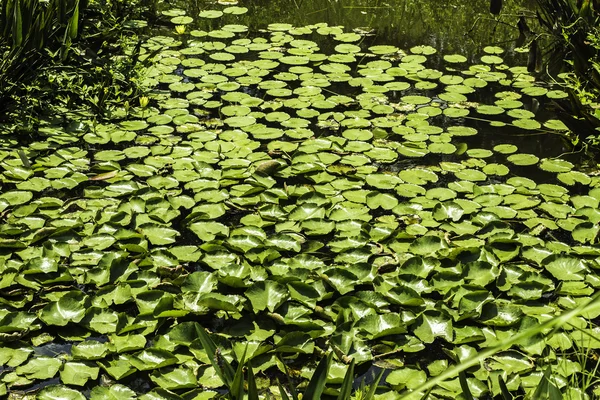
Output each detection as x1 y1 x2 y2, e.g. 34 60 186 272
166 0 570 160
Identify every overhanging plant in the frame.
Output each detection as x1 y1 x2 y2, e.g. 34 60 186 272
195 324 383 399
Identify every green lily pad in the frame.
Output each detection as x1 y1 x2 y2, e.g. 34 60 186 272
539 158 574 172
139 223 180 245
546 90 569 99
507 153 539 166
120 120 148 131
543 255 587 281
444 54 467 63
245 281 289 312
223 6 248 15
199 10 224 18
513 118 541 130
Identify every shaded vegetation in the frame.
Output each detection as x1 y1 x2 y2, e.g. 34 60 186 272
0 0 153 130
1 0 600 399
534 0 600 150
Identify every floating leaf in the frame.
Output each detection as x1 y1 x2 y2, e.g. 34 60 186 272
199 10 224 18
543 255 587 281
413 310 453 343
507 153 539 166
139 223 180 245
245 281 289 312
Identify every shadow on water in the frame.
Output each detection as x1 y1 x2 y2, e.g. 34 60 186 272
179 0 537 57
166 0 570 168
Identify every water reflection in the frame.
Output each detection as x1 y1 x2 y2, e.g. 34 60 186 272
230 0 536 56
170 0 570 159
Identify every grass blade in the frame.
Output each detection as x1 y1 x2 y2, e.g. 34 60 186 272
57 0 67 25
195 324 235 388
247 360 259 400
337 358 355 400
17 150 30 168
459 371 474 400
67 0 79 40
303 353 332 400
13 0 22 47
532 367 552 400
546 367 562 400
277 379 291 400
365 369 384 400
230 345 247 399
279 356 299 400
498 375 512 400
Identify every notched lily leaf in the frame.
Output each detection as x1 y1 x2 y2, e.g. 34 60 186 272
413 310 453 343
479 301 523 326
60 361 100 386
433 201 464 222
39 291 88 326
139 223 180 245
245 281 289 312
409 235 449 256
356 313 407 339
542 254 587 281
129 349 178 371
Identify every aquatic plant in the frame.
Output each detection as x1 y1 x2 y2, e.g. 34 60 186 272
0 2 599 399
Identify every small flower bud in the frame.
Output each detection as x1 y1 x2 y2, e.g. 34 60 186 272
139 96 149 108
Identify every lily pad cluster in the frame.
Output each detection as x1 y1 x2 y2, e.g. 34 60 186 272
0 6 598 400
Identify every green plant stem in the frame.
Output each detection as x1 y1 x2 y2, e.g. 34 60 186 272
413 291 600 397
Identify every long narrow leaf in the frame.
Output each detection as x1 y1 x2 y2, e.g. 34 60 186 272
365 369 384 400
279 356 299 400
421 387 433 400
58 0 66 25
67 0 79 40
247 361 259 400
303 353 332 400
277 379 291 400
498 375 512 400
532 368 549 400
459 371 474 400
546 367 562 400
533 366 563 400
337 358 355 400
195 324 235 388
12 0 22 47
230 345 247 400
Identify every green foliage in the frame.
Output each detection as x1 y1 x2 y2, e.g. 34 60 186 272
535 0 600 149
3 1 600 399
0 0 82 52
0 0 83 115
195 326 378 399
0 0 153 125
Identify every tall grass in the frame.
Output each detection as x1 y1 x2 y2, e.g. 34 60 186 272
190 293 600 399
0 0 82 53
0 0 154 121
0 0 84 117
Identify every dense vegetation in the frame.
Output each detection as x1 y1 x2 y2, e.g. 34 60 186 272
0 0 600 399
535 0 600 152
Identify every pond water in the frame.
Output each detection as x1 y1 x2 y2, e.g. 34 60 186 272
160 0 569 160
2 0 600 399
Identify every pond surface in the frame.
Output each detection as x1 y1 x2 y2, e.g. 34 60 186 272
2 1 599 399
162 0 568 160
